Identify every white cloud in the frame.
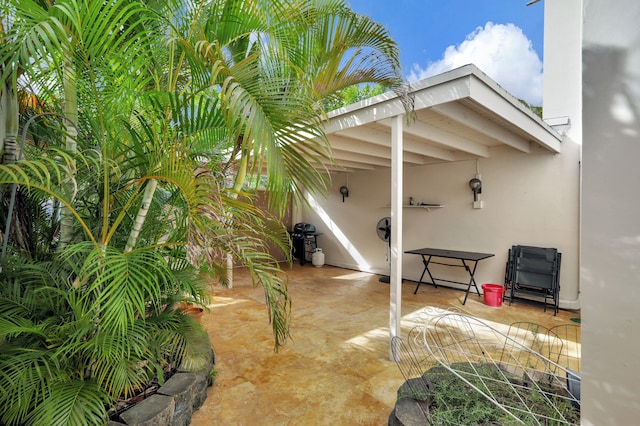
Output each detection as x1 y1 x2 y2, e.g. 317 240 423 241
408 22 543 106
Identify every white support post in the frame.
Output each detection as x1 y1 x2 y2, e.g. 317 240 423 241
389 114 403 361
226 253 233 288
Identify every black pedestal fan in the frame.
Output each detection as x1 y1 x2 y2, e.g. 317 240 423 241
376 217 391 283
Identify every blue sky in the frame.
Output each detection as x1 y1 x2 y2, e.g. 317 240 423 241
346 0 545 105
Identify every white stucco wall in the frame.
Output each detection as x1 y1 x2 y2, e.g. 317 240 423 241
542 0 584 309
581 0 640 423
543 0 583 145
302 139 581 307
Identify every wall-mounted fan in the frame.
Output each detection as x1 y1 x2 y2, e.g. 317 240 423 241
376 217 391 283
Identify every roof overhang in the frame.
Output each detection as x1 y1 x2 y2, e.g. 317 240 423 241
320 64 563 172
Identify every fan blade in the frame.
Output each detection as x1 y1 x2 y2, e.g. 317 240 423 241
376 217 392 242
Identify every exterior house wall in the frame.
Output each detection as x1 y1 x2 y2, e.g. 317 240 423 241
542 0 584 310
543 0 583 144
302 139 581 307
581 0 640 423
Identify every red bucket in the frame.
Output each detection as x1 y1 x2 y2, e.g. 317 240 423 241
481 284 504 307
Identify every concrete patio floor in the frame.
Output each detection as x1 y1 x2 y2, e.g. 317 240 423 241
190 264 579 425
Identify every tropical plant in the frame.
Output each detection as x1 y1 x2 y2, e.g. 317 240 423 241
519 98 543 118
0 0 401 423
191 0 402 209
416 364 580 425
324 83 388 111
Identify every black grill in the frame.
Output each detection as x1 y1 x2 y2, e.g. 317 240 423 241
291 223 319 265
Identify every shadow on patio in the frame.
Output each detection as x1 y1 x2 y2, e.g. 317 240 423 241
191 265 579 425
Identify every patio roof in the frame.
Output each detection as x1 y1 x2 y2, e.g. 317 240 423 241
319 64 562 172
310 65 565 360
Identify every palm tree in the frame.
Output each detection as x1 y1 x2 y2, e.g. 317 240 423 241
0 0 401 423
194 0 402 208
324 83 388 111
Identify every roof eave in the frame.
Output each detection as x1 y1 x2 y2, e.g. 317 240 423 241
325 64 562 153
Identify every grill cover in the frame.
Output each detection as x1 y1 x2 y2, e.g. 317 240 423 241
293 222 316 233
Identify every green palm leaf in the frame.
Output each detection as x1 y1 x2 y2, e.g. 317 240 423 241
27 379 109 426
76 245 174 333
1 4 402 422
0 348 58 425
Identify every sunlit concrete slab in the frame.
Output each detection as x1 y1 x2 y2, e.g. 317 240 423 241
192 265 579 425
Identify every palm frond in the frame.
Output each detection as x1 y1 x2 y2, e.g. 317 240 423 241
0 150 101 247
73 323 153 399
75 245 173 334
27 379 109 426
0 348 60 425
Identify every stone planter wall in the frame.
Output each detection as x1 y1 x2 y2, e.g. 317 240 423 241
107 348 215 426
387 378 430 426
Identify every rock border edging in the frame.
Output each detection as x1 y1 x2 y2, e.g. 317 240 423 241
107 347 215 426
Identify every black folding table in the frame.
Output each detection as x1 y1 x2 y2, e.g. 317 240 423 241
405 248 495 304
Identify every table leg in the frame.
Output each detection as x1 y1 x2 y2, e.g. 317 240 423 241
413 255 437 294
413 256 427 294
461 260 481 305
